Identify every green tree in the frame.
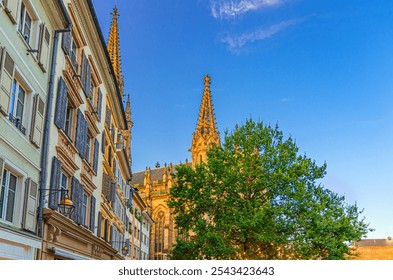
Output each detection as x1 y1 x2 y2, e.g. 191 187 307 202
168 119 370 260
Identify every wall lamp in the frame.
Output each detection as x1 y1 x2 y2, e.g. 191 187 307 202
40 188 75 218
112 240 130 255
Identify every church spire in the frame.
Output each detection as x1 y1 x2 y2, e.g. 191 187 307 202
107 6 124 97
190 74 220 166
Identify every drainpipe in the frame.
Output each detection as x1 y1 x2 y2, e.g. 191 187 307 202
38 1 72 238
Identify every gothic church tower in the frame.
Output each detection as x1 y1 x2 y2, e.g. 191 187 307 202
190 74 220 165
107 6 133 167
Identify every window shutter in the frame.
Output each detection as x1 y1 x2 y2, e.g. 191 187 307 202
102 173 111 200
4 0 20 24
38 24 50 71
101 131 106 154
54 77 67 130
96 88 102 121
30 94 45 148
70 176 79 223
75 109 87 159
80 52 92 99
49 157 61 210
97 211 102 237
61 31 72 57
22 178 38 232
104 219 109 241
90 195 96 232
110 181 117 206
0 157 5 189
78 183 84 225
111 124 115 142
105 106 111 128
93 138 99 174
0 50 15 116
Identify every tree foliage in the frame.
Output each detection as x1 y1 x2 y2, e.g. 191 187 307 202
168 119 370 260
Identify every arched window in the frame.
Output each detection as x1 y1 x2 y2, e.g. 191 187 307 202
154 211 165 260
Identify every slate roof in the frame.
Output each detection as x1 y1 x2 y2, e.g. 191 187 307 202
357 239 393 247
131 164 180 185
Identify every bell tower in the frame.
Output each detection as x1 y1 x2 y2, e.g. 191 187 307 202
190 74 220 166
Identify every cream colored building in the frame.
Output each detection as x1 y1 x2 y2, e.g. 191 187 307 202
38 1 131 260
0 0 63 259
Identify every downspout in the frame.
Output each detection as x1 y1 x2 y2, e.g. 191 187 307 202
38 1 72 238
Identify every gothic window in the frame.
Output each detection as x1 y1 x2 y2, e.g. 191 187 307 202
154 211 165 259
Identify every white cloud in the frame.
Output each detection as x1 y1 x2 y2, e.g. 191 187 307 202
210 0 284 19
220 18 302 53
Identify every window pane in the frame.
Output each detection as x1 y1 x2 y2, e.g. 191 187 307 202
6 174 17 222
23 12 32 43
16 86 26 121
0 170 6 219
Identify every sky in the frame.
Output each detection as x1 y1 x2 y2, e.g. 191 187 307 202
93 0 393 239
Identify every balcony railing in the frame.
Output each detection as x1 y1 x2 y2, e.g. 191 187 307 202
9 114 26 135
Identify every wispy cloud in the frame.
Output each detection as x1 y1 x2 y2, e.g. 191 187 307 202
220 18 303 53
210 0 284 19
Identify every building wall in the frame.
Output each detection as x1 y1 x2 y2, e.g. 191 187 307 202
0 0 56 259
354 246 393 260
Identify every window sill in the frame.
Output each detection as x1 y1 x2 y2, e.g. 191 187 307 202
17 31 39 64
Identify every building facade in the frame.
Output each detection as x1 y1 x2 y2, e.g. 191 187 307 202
0 0 66 259
0 0 140 260
131 74 220 259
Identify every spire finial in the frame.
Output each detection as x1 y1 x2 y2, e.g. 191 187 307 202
190 74 220 166
107 5 124 98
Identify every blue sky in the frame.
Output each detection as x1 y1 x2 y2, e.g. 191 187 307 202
94 0 393 239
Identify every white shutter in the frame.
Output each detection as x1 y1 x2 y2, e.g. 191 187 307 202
0 157 5 189
30 94 45 148
0 50 14 116
38 24 50 72
4 0 20 24
22 178 39 232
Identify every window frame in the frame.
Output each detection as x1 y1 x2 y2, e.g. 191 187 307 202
0 169 18 223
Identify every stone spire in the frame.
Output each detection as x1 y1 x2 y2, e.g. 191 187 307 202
125 94 133 166
190 74 220 166
107 6 124 97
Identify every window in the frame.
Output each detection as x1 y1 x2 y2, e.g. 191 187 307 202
70 38 78 71
0 169 18 223
82 192 88 226
17 2 38 47
64 100 74 140
8 78 29 135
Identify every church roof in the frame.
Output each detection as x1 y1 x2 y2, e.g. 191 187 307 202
131 164 180 185
357 239 393 247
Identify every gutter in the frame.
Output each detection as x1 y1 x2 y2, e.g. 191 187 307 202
37 0 72 238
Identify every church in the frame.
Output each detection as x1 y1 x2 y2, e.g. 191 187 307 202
131 74 220 260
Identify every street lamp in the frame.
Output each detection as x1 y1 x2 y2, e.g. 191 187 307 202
41 188 75 218
112 239 130 255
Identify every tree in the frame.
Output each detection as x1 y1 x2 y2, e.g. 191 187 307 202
168 119 370 260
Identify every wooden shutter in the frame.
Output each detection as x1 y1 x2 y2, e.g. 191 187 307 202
104 219 109 241
80 52 92 98
38 24 50 71
75 109 87 159
96 88 102 121
61 31 71 56
102 173 111 200
0 157 4 190
54 77 67 130
105 106 111 128
4 0 20 24
0 50 15 116
70 176 84 224
93 138 99 174
22 178 38 232
97 211 102 237
49 157 61 210
89 195 96 232
30 94 45 148
78 184 84 225
101 131 106 154
110 181 117 206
